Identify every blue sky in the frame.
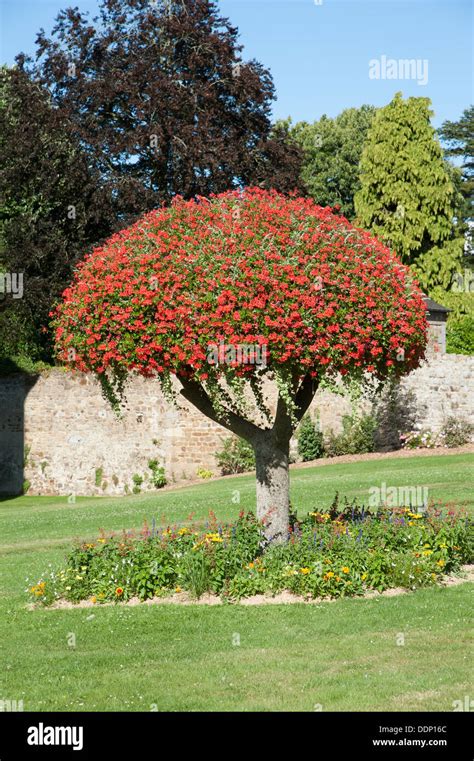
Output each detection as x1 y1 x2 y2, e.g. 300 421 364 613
1 0 472 126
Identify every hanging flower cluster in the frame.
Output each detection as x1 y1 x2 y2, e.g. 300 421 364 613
52 187 427 406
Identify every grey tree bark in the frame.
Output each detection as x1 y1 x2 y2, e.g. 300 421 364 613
253 430 290 542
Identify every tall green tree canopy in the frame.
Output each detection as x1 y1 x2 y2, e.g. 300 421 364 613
439 105 474 242
355 93 462 291
280 105 376 219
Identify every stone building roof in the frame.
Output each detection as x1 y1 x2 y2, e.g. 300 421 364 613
422 294 450 321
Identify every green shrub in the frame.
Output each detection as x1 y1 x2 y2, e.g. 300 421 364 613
196 468 214 479
297 415 324 461
446 316 474 355
132 473 143 494
439 417 474 447
215 436 255 475
400 429 439 449
94 467 103 487
148 460 167 489
324 412 377 456
28 503 472 606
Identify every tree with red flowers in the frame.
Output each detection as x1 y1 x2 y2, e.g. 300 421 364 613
52 188 427 541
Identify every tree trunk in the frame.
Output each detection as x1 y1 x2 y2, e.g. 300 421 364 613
178 371 318 545
253 432 290 544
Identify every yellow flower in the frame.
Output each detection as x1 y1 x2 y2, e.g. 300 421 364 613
436 559 445 567
97 593 105 599
408 521 415 526
324 571 335 580
310 512 330 522
90 596 97 604
335 575 341 582
422 550 433 557
248 562 255 569
342 566 350 574
30 581 45 595
178 527 189 535
205 532 223 543
175 586 182 593
361 573 368 581
97 538 106 544
300 567 310 575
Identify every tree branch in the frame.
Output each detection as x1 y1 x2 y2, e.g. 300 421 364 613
272 373 318 444
294 373 318 424
178 375 261 442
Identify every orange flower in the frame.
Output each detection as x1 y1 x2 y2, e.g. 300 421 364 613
115 587 123 596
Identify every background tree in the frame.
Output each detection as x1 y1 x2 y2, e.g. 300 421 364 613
0 66 114 362
52 188 427 541
279 105 376 219
355 93 463 292
19 0 303 222
439 105 474 242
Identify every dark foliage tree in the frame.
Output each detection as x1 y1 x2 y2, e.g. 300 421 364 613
0 67 114 362
18 0 303 221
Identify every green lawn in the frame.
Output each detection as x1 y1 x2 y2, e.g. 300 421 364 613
0 452 473 712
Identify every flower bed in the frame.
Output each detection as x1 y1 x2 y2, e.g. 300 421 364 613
28 501 473 606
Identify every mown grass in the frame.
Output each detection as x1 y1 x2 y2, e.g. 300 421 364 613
0 452 472 711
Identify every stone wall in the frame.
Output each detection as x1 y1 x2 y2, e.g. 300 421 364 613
399 354 474 430
0 354 472 496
